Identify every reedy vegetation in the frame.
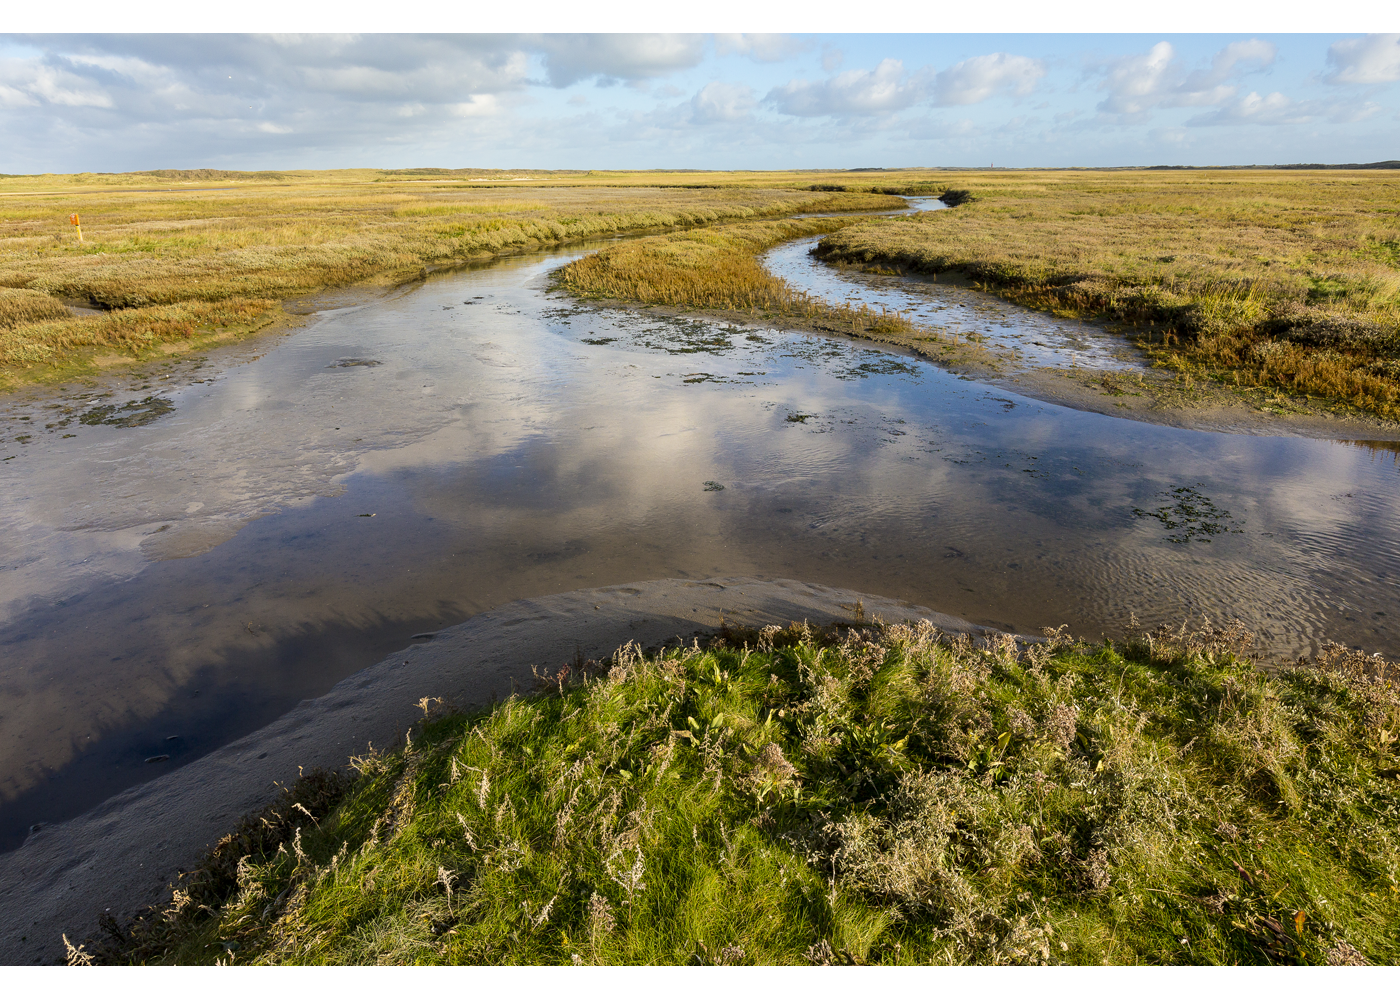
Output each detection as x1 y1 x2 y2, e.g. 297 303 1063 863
88 618 1400 966
556 217 918 340
9 167 1400 417
0 168 900 384
812 170 1400 419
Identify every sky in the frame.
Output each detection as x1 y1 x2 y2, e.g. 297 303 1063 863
1 30 1397 173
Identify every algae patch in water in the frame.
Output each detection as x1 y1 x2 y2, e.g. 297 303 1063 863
1133 484 1243 544
78 396 175 428
838 357 922 381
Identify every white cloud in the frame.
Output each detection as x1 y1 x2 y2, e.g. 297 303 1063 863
1202 40 1275 79
1187 90 1294 126
766 59 924 117
1186 92 1380 127
65 52 170 87
530 34 706 87
1175 39 1275 104
616 44 1227 141
1098 41 1177 116
690 81 756 123
1326 34 1400 85
0 83 38 108
448 95 500 117
1096 39 1275 118
1150 126 1191 146
290 48 530 102
713 34 810 63
0 36 545 169
0 33 1391 174
606 81 762 135
932 53 1045 105
0 62 113 108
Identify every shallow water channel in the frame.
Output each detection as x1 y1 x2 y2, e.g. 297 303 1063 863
764 237 1144 372
2 225 1399 851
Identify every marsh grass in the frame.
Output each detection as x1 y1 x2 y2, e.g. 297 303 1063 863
0 287 72 329
91 617 1400 966
812 170 1400 419
0 170 901 386
0 296 279 374
558 218 920 342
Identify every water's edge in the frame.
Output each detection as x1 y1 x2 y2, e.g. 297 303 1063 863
3 203 1398 862
0 577 978 965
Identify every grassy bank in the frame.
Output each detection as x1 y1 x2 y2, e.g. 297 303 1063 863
556 217 921 342
811 170 1400 420
0 296 282 383
84 617 1400 965
0 169 902 387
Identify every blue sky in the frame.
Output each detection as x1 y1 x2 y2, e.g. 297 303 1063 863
1 32 1397 173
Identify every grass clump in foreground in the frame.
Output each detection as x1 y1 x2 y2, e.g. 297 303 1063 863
86 617 1400 966
811 170 1400 419
556 217 920 342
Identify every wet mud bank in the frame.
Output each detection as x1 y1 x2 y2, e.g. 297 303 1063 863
582 293 1400 444
0 577 971 965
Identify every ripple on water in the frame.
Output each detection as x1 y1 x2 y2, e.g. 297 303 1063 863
2 236 1399 849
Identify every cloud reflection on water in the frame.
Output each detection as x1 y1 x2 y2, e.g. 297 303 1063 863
1 242 1399 836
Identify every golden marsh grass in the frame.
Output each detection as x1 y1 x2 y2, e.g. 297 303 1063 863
811 169 1400 418
10 166 1397 418
0 168 904 386
557 216 919 341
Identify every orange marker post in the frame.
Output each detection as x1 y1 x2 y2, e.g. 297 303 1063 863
69 213 83 243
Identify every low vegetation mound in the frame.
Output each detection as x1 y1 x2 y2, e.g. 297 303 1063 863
1 297 279 371
557 218 917 341
812 171 1400 419
84 618 1400 965
0 287 72 328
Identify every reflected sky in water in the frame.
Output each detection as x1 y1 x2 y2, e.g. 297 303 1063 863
763 232 1144 372
1 239 1398 848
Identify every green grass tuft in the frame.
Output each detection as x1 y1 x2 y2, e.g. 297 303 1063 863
91 619 1400 966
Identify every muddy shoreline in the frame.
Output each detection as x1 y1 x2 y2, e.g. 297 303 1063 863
19 206 1395 444
577 295 1400 443
0 205 910 396
0 577 984 965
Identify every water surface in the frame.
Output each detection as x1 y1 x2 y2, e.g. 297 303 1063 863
2 233 1398 850
764 231 1143 371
